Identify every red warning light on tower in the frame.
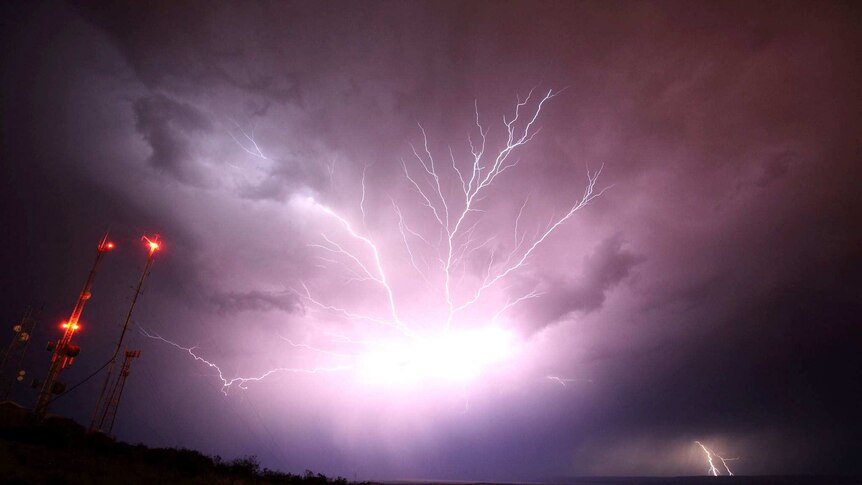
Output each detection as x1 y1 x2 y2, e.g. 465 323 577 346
97 236 116 253
142 235 161 255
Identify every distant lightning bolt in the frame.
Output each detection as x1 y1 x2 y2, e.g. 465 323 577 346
718 455 738 476
695 441 738 476
695 441 720 476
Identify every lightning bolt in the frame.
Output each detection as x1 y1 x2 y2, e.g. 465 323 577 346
149 89 605 391
360 163 371 228
694 441 738 476
280 336 352 358
545 375 592 387
229 121 270 160
140 328 350 395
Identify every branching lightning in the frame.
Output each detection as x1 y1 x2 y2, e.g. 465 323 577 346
694 441 739 476
229 121 270 161
140 328 350 395
148 89 606 392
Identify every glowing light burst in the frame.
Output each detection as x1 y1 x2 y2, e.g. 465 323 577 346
146 89 605 394
143 235 161 255
694 441 738 476
356 327 516 386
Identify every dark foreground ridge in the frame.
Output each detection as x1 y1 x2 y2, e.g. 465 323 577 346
0 400 379 484
3 402 858 485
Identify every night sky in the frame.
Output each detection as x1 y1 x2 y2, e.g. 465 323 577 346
1 1 860 480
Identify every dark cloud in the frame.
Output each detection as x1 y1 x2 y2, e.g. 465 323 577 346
212 289 299 315
519 234 644 330
238 155 329 202
133 93 212 183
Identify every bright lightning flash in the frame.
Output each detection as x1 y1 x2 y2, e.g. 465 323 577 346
357 327 516 386
148 89 604 395
141 326 515 392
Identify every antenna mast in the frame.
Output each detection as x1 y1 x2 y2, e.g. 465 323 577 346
100 348 141 437
90 234 160 433
0 309 37 400
34 235 115 417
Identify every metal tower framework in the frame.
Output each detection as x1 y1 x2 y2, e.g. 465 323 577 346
34 235 114 417
90 235 159 433
98 348 140 436
1 309 37 400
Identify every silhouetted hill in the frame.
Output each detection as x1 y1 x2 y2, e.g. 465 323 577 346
3 402 858 485
0 400 375 484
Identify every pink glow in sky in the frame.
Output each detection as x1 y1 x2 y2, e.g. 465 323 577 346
1 1 860 481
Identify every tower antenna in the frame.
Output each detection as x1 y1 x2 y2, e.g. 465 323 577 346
90 234 160 433
0 308 37 400
99 348 141 437
34 234 115 417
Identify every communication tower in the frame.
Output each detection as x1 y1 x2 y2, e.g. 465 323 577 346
34 235 115 417
90 235 160 433
0 309 37 400
98 348 141 437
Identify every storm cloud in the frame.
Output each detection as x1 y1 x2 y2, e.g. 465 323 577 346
133 93 212 183
1 1 860 480
517 234 644 330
